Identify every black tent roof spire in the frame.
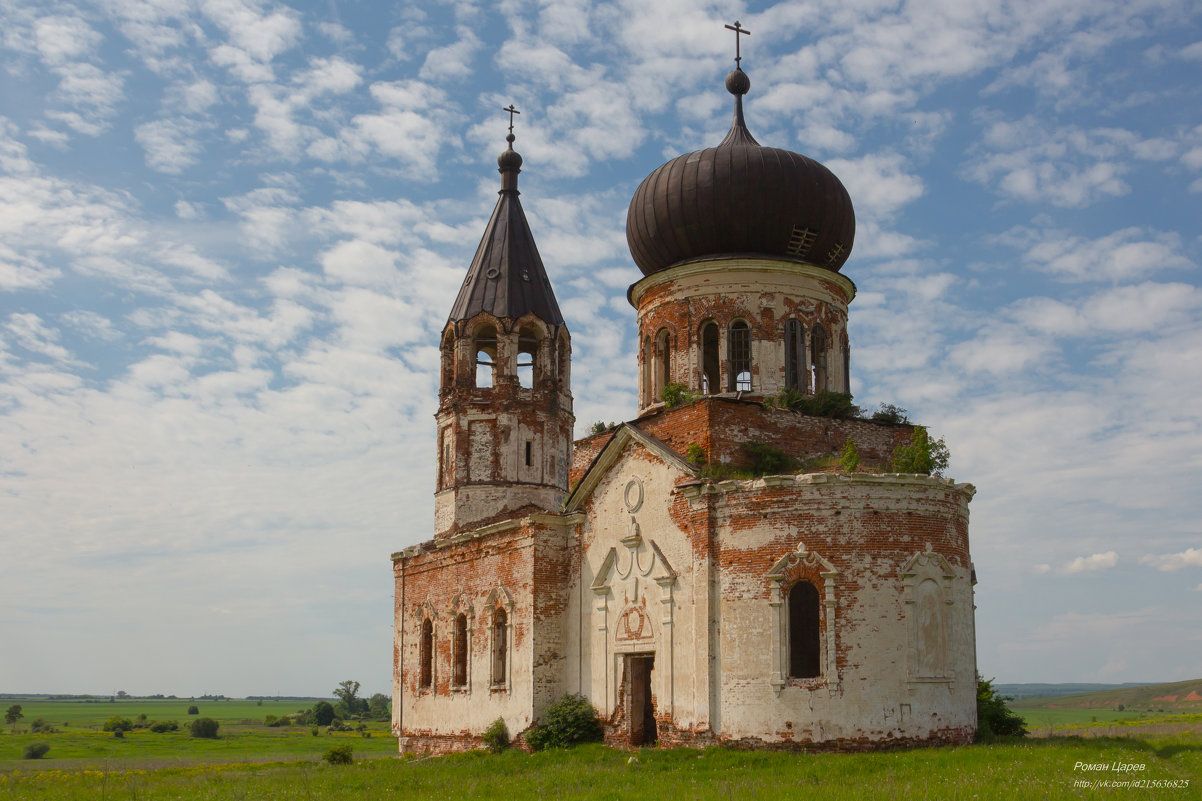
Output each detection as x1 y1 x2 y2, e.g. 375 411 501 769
446 107 564 326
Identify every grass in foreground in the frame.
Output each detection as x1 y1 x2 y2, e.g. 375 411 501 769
2 732 1199 801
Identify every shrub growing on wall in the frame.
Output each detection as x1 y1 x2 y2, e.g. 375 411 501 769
890 427 950 476
661 382 698 409
839 439 860 473
764 389 859 419
741 441 797 476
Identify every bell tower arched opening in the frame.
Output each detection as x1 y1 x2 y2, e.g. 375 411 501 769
474 325 497 389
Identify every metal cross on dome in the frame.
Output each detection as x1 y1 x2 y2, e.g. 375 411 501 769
503 104 520 135
724 20 750 67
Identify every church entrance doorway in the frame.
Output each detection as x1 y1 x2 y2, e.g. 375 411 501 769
624 654 656 746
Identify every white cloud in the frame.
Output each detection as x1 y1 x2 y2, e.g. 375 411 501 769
48 62 127 134
135 118 204 173
62 310 122 341
33 15 102 67
221 185 300 255
1059 552 1118 575
948 327 1052 376
419 26 482 82
5 313 75 363
320 240 400 288
1140 548 1202 572
825 152 923 219
174 200 202 219
177 79 221 114
201 0 301 64
308 80 459 176
1009 226 1195 283
961 119 1181 207
1006 282 1202 337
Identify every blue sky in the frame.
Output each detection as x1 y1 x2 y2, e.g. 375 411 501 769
1 0 1200 698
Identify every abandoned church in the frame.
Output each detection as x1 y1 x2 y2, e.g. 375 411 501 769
391 38 979 752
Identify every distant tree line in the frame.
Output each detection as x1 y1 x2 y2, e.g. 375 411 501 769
263 681 390 731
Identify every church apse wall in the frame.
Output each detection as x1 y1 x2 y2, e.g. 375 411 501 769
695 474 977 747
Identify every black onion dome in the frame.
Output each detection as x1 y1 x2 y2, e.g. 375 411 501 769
626 68 855 275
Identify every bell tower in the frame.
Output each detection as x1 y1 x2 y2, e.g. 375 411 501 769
433 112 573 539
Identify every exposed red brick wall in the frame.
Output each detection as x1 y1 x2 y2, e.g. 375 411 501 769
569 429 614 488
635 397 912 468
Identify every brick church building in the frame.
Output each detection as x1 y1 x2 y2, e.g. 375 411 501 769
391 44 978 752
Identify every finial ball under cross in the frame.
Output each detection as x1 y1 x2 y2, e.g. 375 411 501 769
724 20 750 67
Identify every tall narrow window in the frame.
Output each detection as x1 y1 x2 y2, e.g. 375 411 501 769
642 335 653 405
475 325 497 388
441 332 456 390
557 332 570 388
438 427 453 490
788 582 821 679
517 327 538 389
655 328 671 398
524 440 533 467
728 320 751 392
811 323 827 394
700 322 720 395
491 608 508 686
842 340 850 394
784 319 805 391
419 618 434 689
452 613 468 688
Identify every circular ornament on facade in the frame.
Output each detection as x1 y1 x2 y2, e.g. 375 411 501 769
485 268 501 279
623 479 644 513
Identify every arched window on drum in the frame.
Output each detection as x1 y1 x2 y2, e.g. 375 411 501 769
810 323 828 394
700 322 720 395
728 320 751 392
784 319 805 392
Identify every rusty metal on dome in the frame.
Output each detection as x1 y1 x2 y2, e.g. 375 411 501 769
625 64 856 277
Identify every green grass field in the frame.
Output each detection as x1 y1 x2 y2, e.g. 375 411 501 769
2 698 324 729
1 734 1198 800
2 695 1199 799
1 697 398 769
